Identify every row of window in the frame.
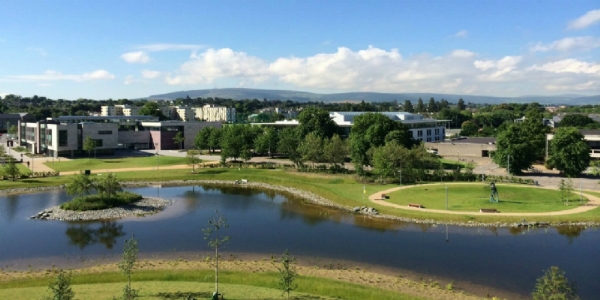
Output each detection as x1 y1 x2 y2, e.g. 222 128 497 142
416 128 444 137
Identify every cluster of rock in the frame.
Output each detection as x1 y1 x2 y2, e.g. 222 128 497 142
31 197 173 221
353 206 379 215
513 220 550 228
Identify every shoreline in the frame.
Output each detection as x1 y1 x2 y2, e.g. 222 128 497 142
3 179 600 227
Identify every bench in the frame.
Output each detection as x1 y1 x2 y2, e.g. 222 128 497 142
408 203 424 208
480 208 498 213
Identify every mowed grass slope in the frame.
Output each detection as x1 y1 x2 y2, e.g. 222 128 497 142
386 184 587 213
0 269 425 300
44 156 189 172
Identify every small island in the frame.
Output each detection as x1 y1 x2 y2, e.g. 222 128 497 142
31 172 172 221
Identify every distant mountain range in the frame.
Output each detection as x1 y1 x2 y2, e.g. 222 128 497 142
146 88 600 105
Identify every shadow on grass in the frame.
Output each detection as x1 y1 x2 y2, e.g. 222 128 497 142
102 160 123 164
200 170 227 175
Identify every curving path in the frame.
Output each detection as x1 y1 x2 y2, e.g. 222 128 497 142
368 183 600 216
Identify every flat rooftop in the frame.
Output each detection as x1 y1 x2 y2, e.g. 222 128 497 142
445 137 496 144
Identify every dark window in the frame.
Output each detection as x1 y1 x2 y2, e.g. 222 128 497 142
98 130 113 135
59 130 68 146
93 139 103 147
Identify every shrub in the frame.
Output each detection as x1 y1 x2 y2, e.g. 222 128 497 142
60 191 142 211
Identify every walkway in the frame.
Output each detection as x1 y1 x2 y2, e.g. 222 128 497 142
59 161 220 176
368 183 600 216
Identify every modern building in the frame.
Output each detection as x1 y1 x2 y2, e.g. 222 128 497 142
18 116 222 157
425 137 497 158
0 113 35 133
329 112 449 142
194 104 236 122
514 116 556 128
173 106 195 122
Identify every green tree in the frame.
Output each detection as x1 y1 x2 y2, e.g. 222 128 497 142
323 134 348 168
4 157 20 181
559 179 574 205
0 145 5 156
118 235 139 300
403 100 414 112
254 127 279 158
194 127 212 153
371 141 405 180
460 120 479 136
297 107 338 139
66 172 94 197
202 211 230 298
276 249 298 300
493 124 537 174
95 173 122 200
186 150 201 172
83 136 95 159
208 128 222 153
549 127 591 177
559 114 595 128
8 125 17 135
42 270 75 300
138 102 166 120
173 132 184 150
298 132 324 166
532 266 578 300
457 98 466 111
522 109 551 160
415 98 425 113
277 127 303 167
427 97 437 113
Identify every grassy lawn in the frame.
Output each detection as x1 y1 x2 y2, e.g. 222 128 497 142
439 158 467 169
385 184 586 213
0 269 424 300
0 163 31 177
44 156 189 172
2 167 600 223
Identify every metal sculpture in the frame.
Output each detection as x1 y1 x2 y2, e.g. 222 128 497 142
490 182 499 203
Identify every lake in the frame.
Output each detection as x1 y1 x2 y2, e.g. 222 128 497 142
1 184 599 299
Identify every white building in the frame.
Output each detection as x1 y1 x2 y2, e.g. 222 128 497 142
101 105 139 116
329 112 448 142
173 106 194 122
194 104 236 122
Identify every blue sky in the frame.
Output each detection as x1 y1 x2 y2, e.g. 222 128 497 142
0 0 599 100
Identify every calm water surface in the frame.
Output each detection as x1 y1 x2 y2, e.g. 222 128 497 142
1 185 599 299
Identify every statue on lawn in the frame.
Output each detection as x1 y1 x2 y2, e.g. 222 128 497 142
490 182 499 203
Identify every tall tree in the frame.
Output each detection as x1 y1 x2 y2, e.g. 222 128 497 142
186 150 201 172
298 132 324 166
403 100 414 112
118 235 139 300
42 270 75 300
522 109 550 160
297 107 338 139
194 127 212 153
559 114 595 128
203 211 230 299
549 127 591 177
323 134 348 168
173 131 184 150
427 97 437 113
138 102 166 120
66 172 94 197
3 157 20 181
457 98 466 110
277 250 298 300
83 136 95 159
254 127 279 158
278 127 304 167
493 124 537 174
415 98 425 113
95 173 122 201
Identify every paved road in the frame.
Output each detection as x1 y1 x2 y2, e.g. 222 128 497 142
368 182 600 216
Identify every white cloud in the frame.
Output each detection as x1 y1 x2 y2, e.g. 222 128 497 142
165 46 599 95
120 51 150 64
530 36 600 52
166 48 269 85
568 9 600 29
136 44 206 52
141 70 161 79
0 93 9 98
124 75 135 85
27 47 47 57
528 59 600 74
450 49 476 58
455 30 468 38
6 69 115 82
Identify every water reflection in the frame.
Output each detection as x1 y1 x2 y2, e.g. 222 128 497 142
65 221 125 249
556 225 586 244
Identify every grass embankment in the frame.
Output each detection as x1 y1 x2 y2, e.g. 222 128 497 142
60 191 142 211
386 184 586 213
44 156 188 172
0 163 31 177
0 259 474 300
2 167 600 224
